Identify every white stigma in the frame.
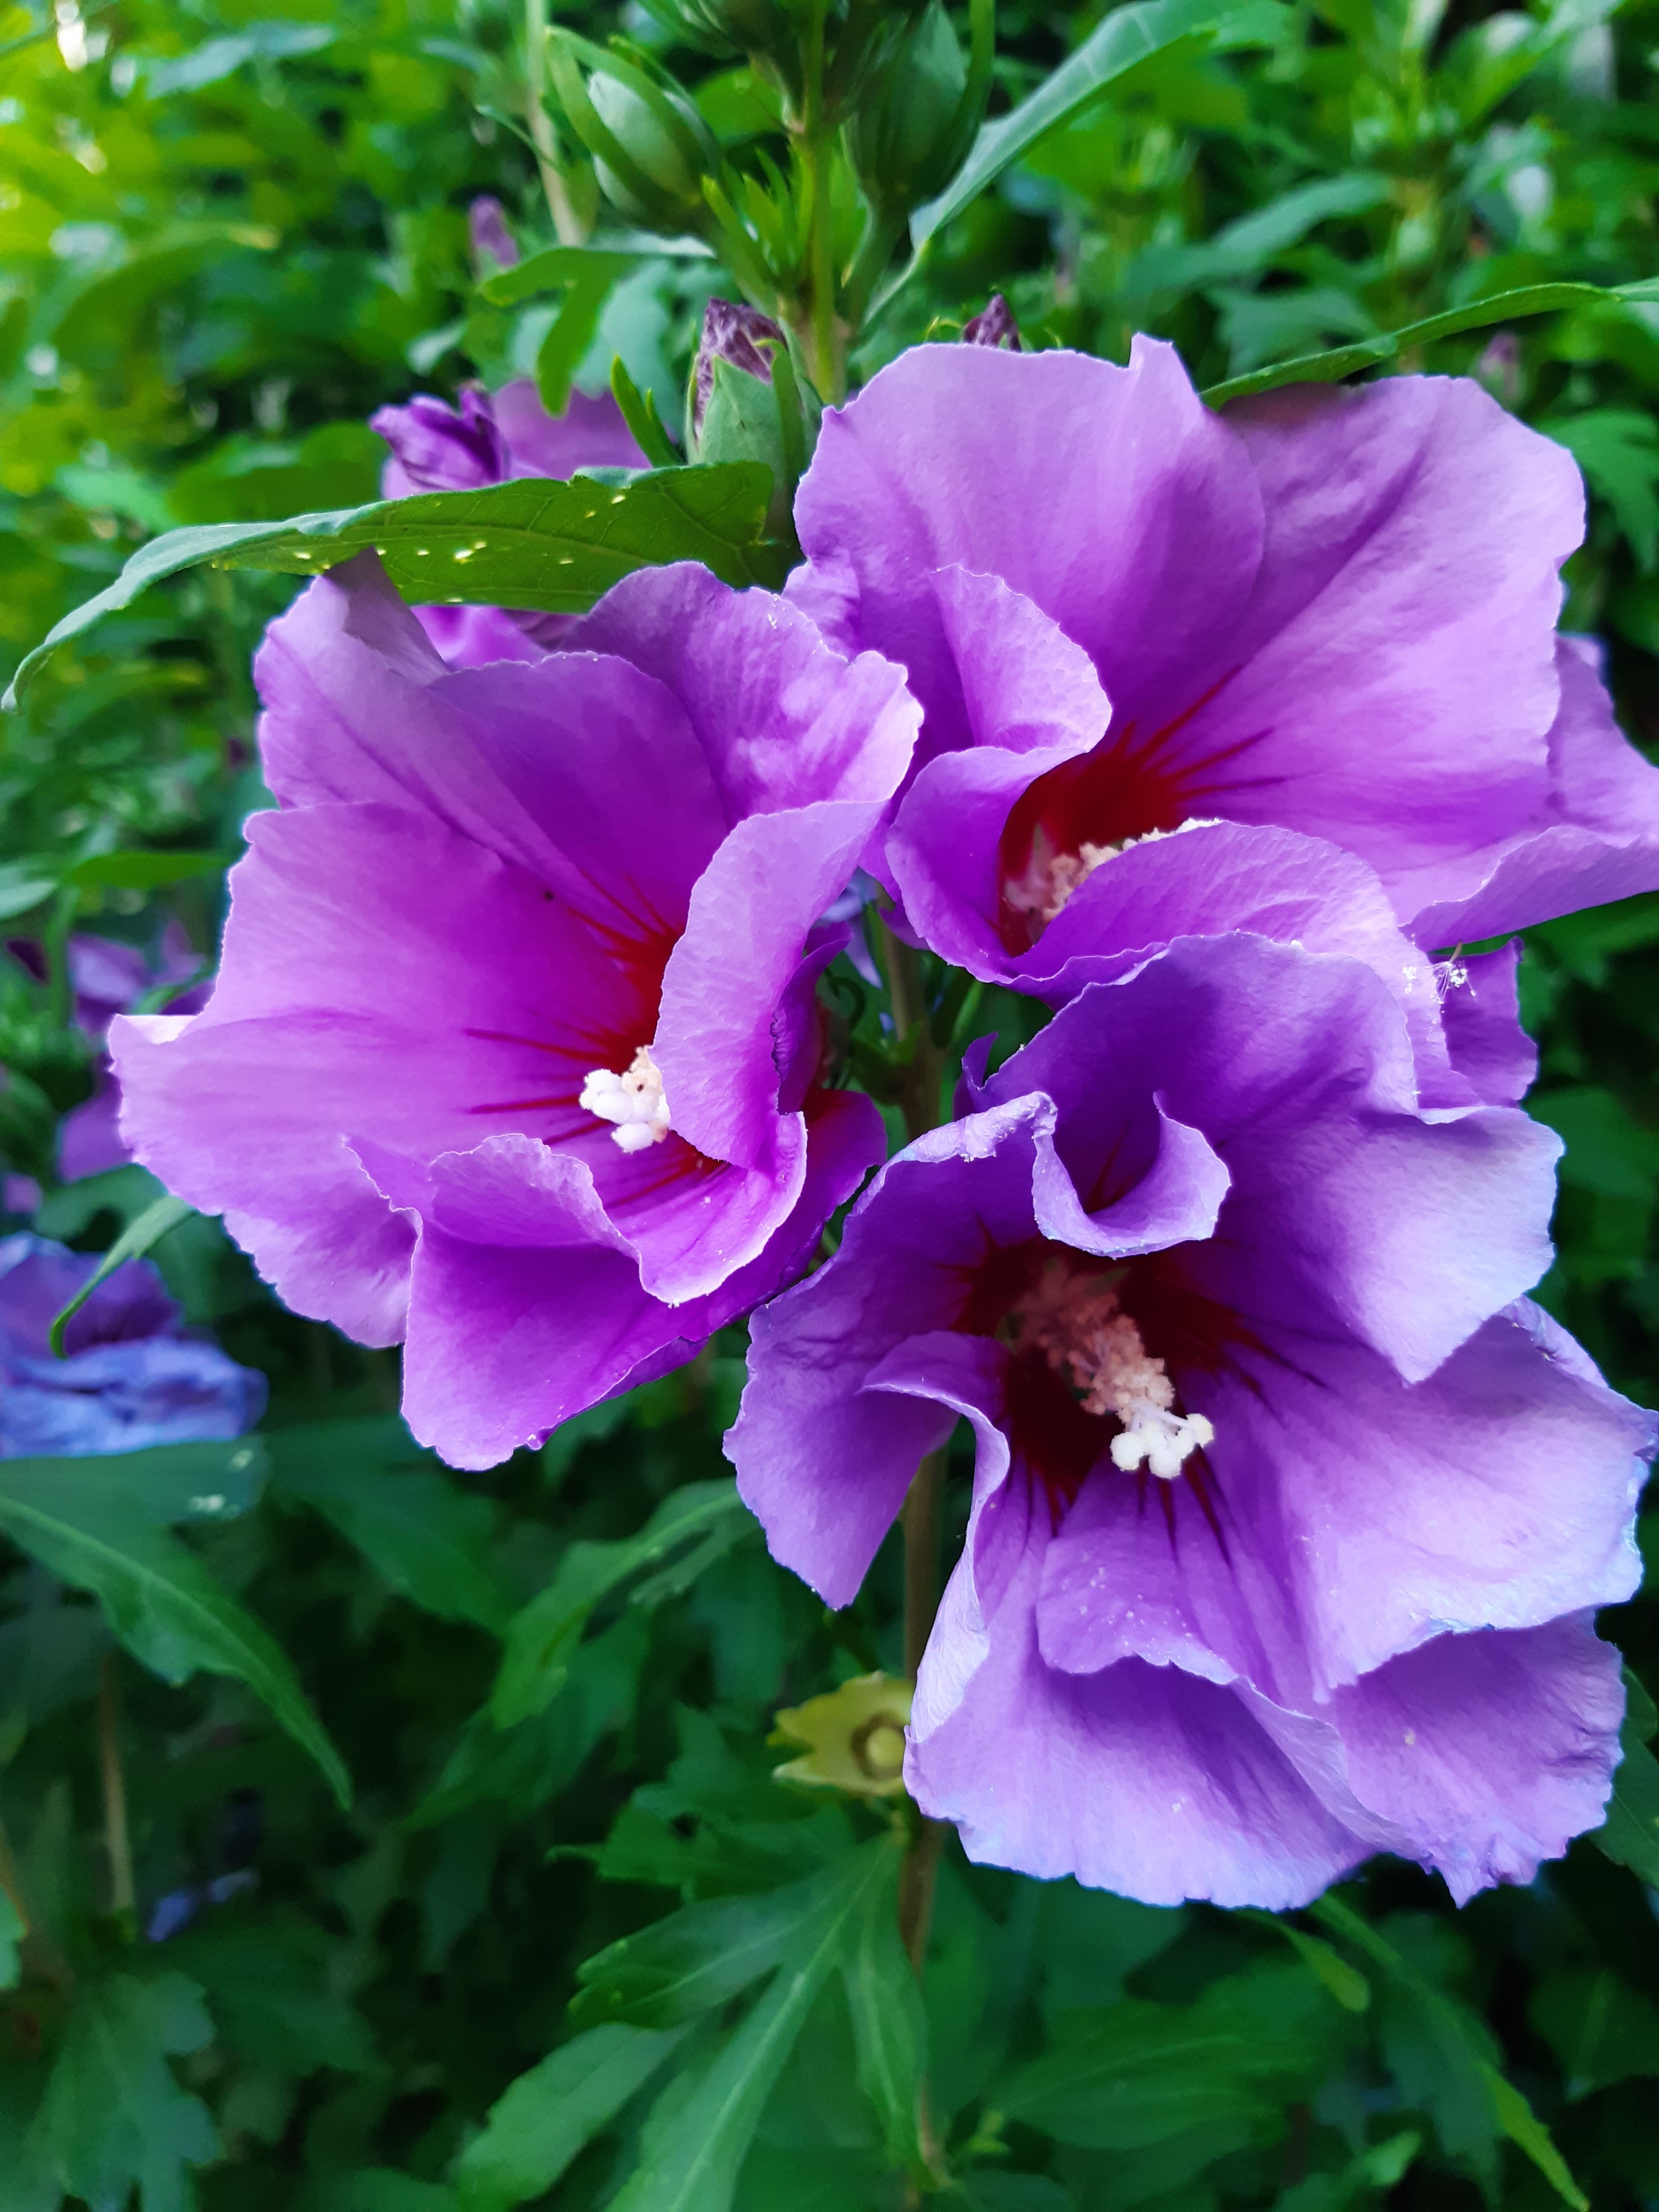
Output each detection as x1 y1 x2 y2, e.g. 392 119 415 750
579 1045 671 1154
1013 1263 1213 1481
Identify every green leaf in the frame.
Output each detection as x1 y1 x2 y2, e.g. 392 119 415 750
998 1960 1339 2149
571 1861 841 2029
48 1191 195 1356
456 2024 689 2211
1590 1672 1659 1886
0 1452 350 1806
266 1418 515 1633
172 1913 377 2077
68 850 229 891
1310 1898 1586 2209
839 1845 931 2173
1530 1969 1659 2100
492 1480 750 1728
1243 1911 1370 2012
1539 408 1659 570
0 1886 22 1990
605 1843 895 2212
535 273 614 417
32 1971 218 2212
1201 278 1659 405
5 467 783 706
909 0 1271 253
480 236 713 307
0 860 61 923
2 1435 266 1527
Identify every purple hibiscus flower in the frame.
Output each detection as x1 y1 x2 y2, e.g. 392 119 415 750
0 1233 265 1458
729 934 1652 1907
788 339 1659 1001
109 554 918 1470
371 379 649 669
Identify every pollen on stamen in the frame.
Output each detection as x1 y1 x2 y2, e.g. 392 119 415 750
579 1044 671 1154
1004 819 1224 929
1012 1261 1213 1480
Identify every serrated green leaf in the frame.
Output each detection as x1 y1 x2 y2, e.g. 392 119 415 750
605 1843 895 2212
32 1971 218 2212
1202 278 1659 405
492 1481 749 1728
5 466 783 705
267 1418 514 1633
0 1453 349 1805
456 2023 688 2211
47 1191 195 1356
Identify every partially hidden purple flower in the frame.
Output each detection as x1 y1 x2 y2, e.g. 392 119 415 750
468 195 520 275
0 1233 265 1458
370 380 649 669
788 339 1659 1001
58 929 207 1184
729 934 1652 1907
109 555 919 1471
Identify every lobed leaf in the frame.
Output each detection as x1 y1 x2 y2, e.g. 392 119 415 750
603 1843 897 2212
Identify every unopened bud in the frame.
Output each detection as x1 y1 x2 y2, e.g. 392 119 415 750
691 299 784 440
963 294 1021 350
847 1 988 215
468 196 518 275
370 389 506 498
688 299 818 539
548 35 719 231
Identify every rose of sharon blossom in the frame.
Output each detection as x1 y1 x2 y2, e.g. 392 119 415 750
0 1234 265 1458
110 555 918 1470
371 379 648 668
730 935 1652 1907
790 339 1659 1001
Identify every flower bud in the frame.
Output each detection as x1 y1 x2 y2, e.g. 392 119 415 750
547 35 719 230
468 196 518 275
846 1 988 215
688 299 819 539
962 293 1021 349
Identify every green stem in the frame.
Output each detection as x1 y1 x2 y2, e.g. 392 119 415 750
798 3 845 402
876 913 951 1976
98 1653 135 1930
525 0 583 244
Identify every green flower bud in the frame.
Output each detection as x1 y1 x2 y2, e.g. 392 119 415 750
546 33 720 231
688 299 820 540
847 0 990 215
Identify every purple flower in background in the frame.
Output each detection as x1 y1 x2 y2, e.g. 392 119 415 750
110 555 918 1470
58 929 207 1184
0 1233 265 1458
370 379 649 669
790 340 1659 998
730 935 1652 1907
468 195 519 275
